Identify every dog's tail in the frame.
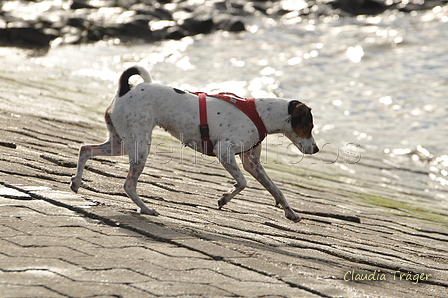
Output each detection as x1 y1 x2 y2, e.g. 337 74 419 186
118 65 152 97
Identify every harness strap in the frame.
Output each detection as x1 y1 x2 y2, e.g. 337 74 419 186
196 92 267 156
219 95 267 147
198 93 215 156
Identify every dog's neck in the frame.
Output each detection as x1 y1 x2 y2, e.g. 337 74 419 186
255 98 292 134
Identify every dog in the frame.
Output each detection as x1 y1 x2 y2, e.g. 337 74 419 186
70 66 319 222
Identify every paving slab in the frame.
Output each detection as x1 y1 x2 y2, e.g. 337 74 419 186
1 284 66 298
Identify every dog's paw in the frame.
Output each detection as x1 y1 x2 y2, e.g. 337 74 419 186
285 207 301 222
218 193 232 209
70 177 79 193
217 198 225 209
141 207 159 216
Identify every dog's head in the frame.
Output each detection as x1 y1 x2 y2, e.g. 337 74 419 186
286 100 319 154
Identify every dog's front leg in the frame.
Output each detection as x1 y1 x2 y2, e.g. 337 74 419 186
216 143 247 209
124 161 159 216
241 145 300 222
123 138 159 216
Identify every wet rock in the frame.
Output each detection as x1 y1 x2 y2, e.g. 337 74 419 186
181 18 214 35
164 26 188 40
330 0 388 15
226 19 246 32
130 3 173 20
214 1 228 12
153 7 174 20
119 18 153 39
85 26 107 42
214 15 246 32
0 27 55 48
67 18 86 29
252 1 270 14
0 0 442 48
70 1 96 10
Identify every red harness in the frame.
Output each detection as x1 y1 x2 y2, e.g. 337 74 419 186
193 92 267 156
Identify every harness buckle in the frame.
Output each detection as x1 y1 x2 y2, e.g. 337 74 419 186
199 124 210 138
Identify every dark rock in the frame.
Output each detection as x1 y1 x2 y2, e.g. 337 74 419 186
330 0 388 15
275 9 294 16
114 0 140 9
214 1 228 12
150 24 189 41
71 1 95 10
67 18 86 28
130 4 173 20
118 19 152 38
227 19 245 32
215 0 253 16
86 27 106 42
165 26 188 40
152 8 174 20
214 15 246 32
252 1 273 15
181 18 214 35
229 2 245 12
0 27 54 48
0 0 441 48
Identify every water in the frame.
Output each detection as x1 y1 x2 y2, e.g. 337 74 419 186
13 6 448 207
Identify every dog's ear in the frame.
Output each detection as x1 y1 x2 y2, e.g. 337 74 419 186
289 101 312 129
300 107 312 129
288 100 301 115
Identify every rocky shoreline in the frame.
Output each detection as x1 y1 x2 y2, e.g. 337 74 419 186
0 0 446 48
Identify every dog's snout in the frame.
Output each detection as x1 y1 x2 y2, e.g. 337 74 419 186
295 140 319 155
304 143 319 155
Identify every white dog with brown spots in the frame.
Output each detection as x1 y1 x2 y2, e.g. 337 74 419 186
71 66 319 222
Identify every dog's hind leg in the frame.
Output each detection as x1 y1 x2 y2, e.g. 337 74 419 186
216 143 247 209
123 135 159 216
241 145 300 222
70 129 124 193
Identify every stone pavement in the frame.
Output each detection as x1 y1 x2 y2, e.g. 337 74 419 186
0 185 312 297
1 111 448 298
0 57 448 297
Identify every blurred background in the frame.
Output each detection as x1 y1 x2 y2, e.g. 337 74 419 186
1 0 447 208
